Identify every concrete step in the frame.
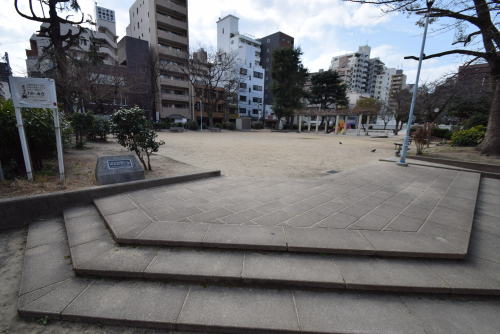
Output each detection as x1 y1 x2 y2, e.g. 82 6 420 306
91 164 480 259
61 196 500 295
19 217 500 333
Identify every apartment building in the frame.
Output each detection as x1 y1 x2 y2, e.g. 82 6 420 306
26 5 118 76
258 32 294 114
126 0 189 121
0 53 11 100
330 45 371 94
217 15 265 119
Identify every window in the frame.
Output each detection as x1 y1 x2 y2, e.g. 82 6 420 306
239 82 247 89
253 71 263 79
239 108 247 114
239 95 247 102
267 38 270 43
253 85 263 91
240 68 247 75
252 97 262 103
252 109 259 115
222 28 224 34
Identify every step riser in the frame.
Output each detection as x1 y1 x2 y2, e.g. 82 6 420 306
73 268 500 296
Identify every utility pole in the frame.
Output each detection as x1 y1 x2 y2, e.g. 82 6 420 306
398 0 434 166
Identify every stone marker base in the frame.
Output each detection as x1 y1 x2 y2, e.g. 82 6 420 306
95 155 145 185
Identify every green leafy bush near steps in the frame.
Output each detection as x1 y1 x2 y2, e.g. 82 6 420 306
451 125 486 147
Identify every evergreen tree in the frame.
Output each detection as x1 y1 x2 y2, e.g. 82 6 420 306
271 48 308 129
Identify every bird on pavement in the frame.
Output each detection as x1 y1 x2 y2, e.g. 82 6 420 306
339 142 343 145
371 149 376 153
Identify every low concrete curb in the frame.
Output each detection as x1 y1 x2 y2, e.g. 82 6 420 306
380 157 500 179
0 170 221 231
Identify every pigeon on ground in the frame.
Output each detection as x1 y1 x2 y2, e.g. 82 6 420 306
339 142 343 145
371 149 376 153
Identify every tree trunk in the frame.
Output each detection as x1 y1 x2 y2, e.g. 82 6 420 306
480 74 500 155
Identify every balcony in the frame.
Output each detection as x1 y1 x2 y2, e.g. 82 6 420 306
157 12 188 30
156 0 187 15
158 29 188 45
158 45 187 59
160 77 189 88
161 107 190 118
161 92 190 102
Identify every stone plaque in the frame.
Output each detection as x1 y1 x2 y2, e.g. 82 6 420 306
95 155 145 185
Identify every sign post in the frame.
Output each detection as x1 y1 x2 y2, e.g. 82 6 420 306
9 77 65 182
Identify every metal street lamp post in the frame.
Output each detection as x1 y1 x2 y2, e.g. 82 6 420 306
398 0 434 166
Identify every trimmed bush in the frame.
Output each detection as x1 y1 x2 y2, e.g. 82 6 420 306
88 117 111 141
223 122 236 130
463 113 488 130
451 125 486 147
70 112 95 148
252 122 264 130
431 127 452 140
186 120 199 131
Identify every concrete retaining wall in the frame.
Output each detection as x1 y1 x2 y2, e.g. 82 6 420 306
0 170 221 231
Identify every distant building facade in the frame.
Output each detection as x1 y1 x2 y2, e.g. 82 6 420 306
126 0 190 121
217 15 265 120
26 5 118 76
258 32 294 114
0 53 11 100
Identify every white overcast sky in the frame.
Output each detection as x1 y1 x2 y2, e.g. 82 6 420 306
1 0 476 84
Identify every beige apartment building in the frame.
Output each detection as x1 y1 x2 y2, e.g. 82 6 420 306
126 0 190 121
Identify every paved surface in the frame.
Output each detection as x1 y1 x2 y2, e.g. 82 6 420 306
18 177 500 333
94 163 480 258
63 201 500 294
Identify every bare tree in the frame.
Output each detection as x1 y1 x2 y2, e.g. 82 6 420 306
378 102 394 130
390 88 413 135
343 0 500 154
179 48 239 128
15 0 90 111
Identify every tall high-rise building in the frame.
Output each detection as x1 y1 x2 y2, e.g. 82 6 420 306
330 45 372 95
217 15 265 119
258 32 294 112
126 0 189 121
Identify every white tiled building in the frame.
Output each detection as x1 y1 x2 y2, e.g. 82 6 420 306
217 15 265 119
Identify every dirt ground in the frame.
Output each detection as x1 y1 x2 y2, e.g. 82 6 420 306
0 138 202 199
1 130 498 333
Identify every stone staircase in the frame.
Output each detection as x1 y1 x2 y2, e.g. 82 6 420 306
17 163 500 333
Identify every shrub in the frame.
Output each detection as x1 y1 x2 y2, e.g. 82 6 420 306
431 127 452 140
451 125 486 147
186 120 199 131
223 121 235 130
110 107 165 171
214 122 223 129
252 122 264 130
70 112 95 148
0 99 70 178
463 113 488 130
88 117 110 141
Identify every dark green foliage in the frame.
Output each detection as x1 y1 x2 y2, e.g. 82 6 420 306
251 122 264 130
214 123 223 129
462 113 489 130
70 112 95 148
451 126 486 147
186 120 199 130
223 121 235 130
87 116 110 141
0 99 68 178
271 48 308 128
110 107 165 171
309 70 348 109
431 127 452 139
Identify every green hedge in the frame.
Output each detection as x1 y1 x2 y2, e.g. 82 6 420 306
431 127 452 139
451 125 486 147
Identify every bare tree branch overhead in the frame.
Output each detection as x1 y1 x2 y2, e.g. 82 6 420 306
343 0 500 155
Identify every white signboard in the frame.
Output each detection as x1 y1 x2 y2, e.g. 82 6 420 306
9 77 57 109
7 77 64 182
